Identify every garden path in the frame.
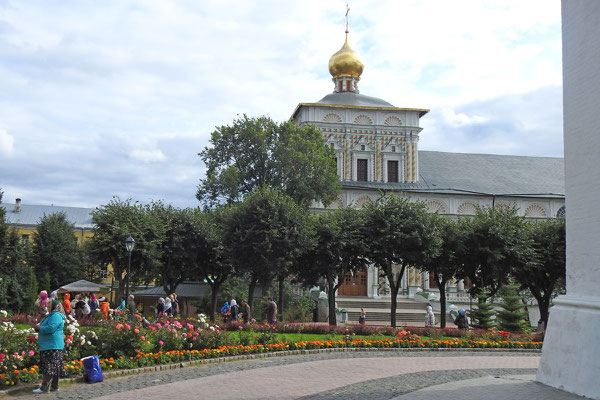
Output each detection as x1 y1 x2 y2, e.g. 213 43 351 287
15 351 583 399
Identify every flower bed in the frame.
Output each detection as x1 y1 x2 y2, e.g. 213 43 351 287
0 312 543 389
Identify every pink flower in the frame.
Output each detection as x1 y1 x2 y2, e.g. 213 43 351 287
146 341 150 345
125 324 131 330
21 351 25 356
134 328 140 334
115 323 124 329
141 336 145 341
28 351 35 357
158 340 164 346
192 337 196 341
174 334 178 338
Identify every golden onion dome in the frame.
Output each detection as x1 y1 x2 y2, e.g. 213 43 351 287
328 34 364 78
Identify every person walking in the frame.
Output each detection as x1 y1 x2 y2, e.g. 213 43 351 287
241 300 251 323
34 291 49 322
171 293 180 317
454 309 469 330
266 297 277 325
425 304 436 327
220 301 230 323
99 297 110 320
61 293 72 316
229 299 239 322
126 294 137 320
163 296 172 317
359 307 366 325
32 300 66 394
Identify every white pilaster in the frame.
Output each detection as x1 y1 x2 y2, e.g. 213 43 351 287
423 271 430 290
536 3 600 398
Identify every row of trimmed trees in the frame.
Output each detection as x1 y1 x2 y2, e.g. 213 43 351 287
82 191 564 328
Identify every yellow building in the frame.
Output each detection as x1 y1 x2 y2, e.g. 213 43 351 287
1 198 111 284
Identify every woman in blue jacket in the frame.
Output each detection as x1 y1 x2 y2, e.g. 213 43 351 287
33 300 66 394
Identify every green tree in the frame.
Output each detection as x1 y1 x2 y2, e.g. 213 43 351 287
30 212 82 289
223 188 313 321
188 208 233 322
496 284 528 333
362 195 440 328
151 204 198 295
197 115 340 208
422 215 464 328
511 218 565 328
0 222 34 312
459 206 530 299
87 198 165 301
470 293 496 329
296 207 367 325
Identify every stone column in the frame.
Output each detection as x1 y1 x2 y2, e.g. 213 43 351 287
536 3 600 398
422 271 430 290
457 279 465 292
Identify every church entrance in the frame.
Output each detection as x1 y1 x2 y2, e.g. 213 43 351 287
338 268 367 296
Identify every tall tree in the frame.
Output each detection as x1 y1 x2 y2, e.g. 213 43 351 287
422 215 464 328
296 207 367 325
30 212 82 289
197 115 340 208
87 198 165 301
151 203 198 295
188 208 233 322
223 187 313 321
511 217 565 328
362 195 439 327
0 193 35 312
459 205 530 300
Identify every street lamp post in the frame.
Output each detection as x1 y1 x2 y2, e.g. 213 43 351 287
124 236 135 300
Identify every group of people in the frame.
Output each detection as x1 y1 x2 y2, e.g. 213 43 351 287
218 297 277 324
220 299 254 323
153 293 180 318
32 290 111 323
424 303 470 330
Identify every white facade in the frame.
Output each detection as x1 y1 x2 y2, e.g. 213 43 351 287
293 32 565 300
536 2 600 398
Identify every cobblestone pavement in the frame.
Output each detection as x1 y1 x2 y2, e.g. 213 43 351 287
14 351 544 400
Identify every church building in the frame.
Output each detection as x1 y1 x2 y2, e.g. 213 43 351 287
292 27 565 300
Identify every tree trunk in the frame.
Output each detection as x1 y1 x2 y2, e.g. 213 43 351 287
437 275 448 328
278 275 285 322
537 294 550 329
209 281 222 322
388 264 406 328
327 275 337 326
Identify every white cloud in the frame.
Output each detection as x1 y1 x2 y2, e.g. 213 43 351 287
0 0 563 208
129 149 167 163
0 130 14 156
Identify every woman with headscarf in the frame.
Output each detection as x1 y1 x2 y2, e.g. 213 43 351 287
34 291 49 322
61 293 72 316
163 296 172 317
156 297 165 317
32 300 66 394
89 293 99 315
229 299 239 322
454 309 469 330
425 304 436 327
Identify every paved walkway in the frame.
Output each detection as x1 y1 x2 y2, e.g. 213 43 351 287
14 350 586 399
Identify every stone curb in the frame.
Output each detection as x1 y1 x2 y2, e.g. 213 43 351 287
0 347 541 398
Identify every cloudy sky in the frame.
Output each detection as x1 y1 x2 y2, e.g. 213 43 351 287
0 0 563 209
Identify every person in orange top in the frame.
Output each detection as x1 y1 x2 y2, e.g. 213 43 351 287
62 293 71 315
99 297 110 320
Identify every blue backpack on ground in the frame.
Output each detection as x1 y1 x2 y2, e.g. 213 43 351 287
82 355 103 383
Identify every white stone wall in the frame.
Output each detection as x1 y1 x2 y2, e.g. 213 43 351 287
536 2 600 398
